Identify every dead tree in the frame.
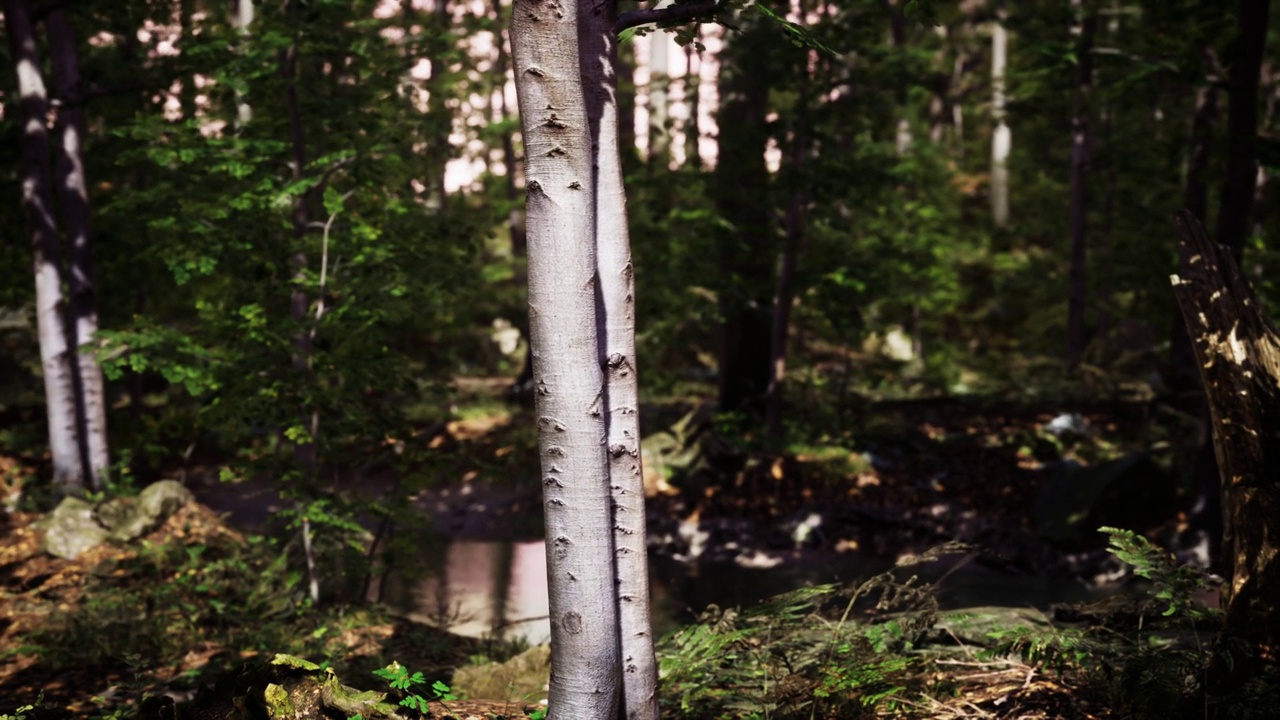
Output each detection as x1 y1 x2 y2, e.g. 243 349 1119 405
1170 210 1280 674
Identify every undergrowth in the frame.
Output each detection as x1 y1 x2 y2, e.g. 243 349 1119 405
656 544 969 718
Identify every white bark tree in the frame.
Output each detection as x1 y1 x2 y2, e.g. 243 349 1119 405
48 7 110 491
579 5 658 718
4 0 86 495
509 0 621 716
990 0 1010 228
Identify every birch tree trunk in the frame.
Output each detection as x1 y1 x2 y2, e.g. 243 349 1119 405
1065 0 1096 367
231 0 254 128
4 0 86 495
510 0 620 715
579 5 657 718
48 8 110 492
990 0 1010 228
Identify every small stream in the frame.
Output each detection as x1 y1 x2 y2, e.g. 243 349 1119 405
373 538 1100 645
191 476 1102 645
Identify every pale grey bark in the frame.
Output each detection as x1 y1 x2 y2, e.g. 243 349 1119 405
510 0 621 716
231 0 254 127
990 0 1010 228
4 0 85 495
48 8 110 492
579 4 658 719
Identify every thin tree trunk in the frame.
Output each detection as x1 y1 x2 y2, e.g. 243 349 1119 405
510 0 620 715
765 32 810 442
47 8 110 492
1065 0 1096 366
4 0 85 495
231 0 254 128
683 32 701 169
1215 0 1270 262
617 37 637 171
579 6 657 718
714 22 774 414
990 0 1010 228
493 0 526 256
279 5 321 603
647 19 670 168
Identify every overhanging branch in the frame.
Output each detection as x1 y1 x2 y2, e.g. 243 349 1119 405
614 0 718 34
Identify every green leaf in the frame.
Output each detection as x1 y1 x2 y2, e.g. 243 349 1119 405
324 185 345 216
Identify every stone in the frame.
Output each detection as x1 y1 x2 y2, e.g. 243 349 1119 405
450 644 550 705
98 480 194 543
41 497 110 560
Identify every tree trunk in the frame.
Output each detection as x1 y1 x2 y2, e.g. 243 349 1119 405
47 8 110 492
579 7 658 718
765 36 810 442
990 0 1010 228
510 0 621 715
1065 0 1096 367
647 19 670 168
4 0 86 495
279 5 321 603
231 0 254 128
683 35 701 169
1215 0 1270 262
1170 210 1280 675
493 0 527 257
617 38 637 172
714 22 774 414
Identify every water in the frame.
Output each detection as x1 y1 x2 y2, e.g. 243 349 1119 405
374 539 1100 644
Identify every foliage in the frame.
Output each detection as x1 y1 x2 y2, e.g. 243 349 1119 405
363 662 458 716
656 570 936 717
1101 526 1214 619
28 533 309 671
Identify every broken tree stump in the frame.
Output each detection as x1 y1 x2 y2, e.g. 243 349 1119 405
1169 210 1280 669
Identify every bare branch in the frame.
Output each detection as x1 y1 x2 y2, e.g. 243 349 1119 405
614 0 717 34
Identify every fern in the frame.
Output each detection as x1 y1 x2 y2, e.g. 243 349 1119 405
1099 526 1213 619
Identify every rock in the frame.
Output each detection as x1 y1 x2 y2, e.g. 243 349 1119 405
97 480 194 543
450 644 550 705
933 606 1052 646
41 497 110 559
1033 453 1176 548
40 480 194 559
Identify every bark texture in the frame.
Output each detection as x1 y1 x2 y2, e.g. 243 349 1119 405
579 4 658 718
1170 210 1280 669
4 0 85 494
48 8 110 491
1215 0 1270 262
510 0 620 715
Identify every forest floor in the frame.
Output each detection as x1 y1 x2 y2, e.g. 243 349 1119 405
0 382 1213 718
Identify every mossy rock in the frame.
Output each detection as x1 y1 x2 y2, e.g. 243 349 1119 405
139 654 406 720
450 644 550 705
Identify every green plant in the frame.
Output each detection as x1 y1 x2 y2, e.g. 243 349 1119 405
370 662 458 715
0 693 41 720
1100 526 1214 619
657 572 932 718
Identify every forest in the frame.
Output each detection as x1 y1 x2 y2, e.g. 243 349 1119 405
1 0 1279 718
